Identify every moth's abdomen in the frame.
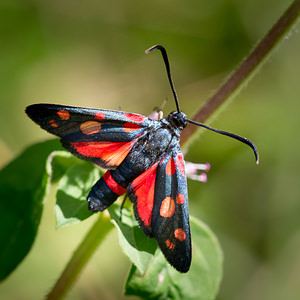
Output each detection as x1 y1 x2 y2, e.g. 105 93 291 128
87 170 126 211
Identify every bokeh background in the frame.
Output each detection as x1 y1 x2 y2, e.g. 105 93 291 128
1 1 300 299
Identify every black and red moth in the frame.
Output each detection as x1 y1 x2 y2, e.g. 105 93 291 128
26 45 258 273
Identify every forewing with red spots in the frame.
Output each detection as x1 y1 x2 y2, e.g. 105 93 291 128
128 146 191 273
26 103 155 168
151 146 191 273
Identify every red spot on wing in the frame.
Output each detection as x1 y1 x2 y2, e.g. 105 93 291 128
57 110 70 120
123 113 146 123
134 132 143 138
80 121 101 135
176 194 185 204
71 140 135 166
123 122 141 132
130 163 158 228
103 170 126 195
174 228 186 242
166 239 175 250
166 157 176 175
159 156 168 165
49 120 58 127
160 197 175 218
175 153 185 176
95 112 105 120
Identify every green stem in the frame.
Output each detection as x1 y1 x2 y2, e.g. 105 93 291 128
46 213 113 300
181 0 300 146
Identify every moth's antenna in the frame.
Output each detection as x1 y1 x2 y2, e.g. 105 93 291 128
145 45 181 113
145 45 259 164
187 119 259 164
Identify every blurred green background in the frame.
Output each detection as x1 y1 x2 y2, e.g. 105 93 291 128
1 0 300 299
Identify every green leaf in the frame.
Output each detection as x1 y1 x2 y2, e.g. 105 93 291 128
55 160 101 228
46 150 82 184
125 217 223 300
109 204 158 274
0 139 63 281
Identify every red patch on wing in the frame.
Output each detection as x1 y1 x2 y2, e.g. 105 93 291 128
130 163 158 228
160 197 175 218
174 228 186 242
166 239 175 250
95 112 105 120
80 121 101 135
49 120 58 127
175 153 185 176
176 194 185 205
166 157 176 176
57 110 70 120
71 140 135 166
103 170 126 195
123 122 141 132
123 113 146 123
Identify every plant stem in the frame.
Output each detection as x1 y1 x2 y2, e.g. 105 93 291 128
181 0 300 146
47 213 113 300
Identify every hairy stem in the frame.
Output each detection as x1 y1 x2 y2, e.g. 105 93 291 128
47 213 113 300
181 0 300 146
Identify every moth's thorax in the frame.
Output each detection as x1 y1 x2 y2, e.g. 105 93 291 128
143 128 173 154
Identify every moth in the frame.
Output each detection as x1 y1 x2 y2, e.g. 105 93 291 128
26 45 258 272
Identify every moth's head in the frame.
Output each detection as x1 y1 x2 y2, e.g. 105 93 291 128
166 111 188 130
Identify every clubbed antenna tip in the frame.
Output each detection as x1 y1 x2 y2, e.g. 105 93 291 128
187 119 259 165
145 45 181 113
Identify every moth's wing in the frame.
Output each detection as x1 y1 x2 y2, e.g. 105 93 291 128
26 103 155 168
128 146 191 273
127 162 159 236
152 147 191 273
